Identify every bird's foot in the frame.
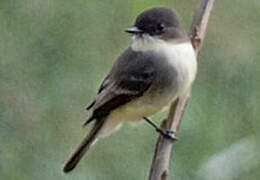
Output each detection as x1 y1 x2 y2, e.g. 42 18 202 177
156 128 177 141
143 117 177 141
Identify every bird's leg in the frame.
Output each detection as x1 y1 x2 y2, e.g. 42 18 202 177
143 117 177 141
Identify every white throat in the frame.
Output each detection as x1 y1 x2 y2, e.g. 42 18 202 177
131 34 165 51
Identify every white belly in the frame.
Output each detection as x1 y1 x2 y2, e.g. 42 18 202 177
98 38 197 138
132 41 197 117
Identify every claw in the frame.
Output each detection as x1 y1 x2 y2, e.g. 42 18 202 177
158 129 177 141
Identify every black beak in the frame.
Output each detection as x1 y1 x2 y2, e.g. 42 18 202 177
125 27 143 34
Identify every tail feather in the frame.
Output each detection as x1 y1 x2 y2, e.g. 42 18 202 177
63 119 105 173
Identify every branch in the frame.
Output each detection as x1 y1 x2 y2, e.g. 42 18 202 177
148 0 215 180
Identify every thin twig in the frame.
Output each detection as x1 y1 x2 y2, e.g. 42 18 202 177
148 0 215 180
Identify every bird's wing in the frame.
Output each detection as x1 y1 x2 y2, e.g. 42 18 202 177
86 75 111 110
84 48 157 125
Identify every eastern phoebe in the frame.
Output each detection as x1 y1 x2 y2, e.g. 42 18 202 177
63 7 197 173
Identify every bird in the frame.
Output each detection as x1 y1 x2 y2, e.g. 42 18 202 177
63 6 197 173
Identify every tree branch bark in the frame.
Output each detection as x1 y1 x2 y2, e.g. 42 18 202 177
148 0 215 180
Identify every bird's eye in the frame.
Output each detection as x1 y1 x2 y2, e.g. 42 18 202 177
157 23 165 32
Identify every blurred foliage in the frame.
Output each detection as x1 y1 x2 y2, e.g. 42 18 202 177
0 0 259 179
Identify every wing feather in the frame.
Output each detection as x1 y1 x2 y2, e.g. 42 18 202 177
84 48 157 125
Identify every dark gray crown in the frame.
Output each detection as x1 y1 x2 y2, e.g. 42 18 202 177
134 7 182 36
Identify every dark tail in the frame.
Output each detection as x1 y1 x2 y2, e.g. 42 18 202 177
63 119 105 173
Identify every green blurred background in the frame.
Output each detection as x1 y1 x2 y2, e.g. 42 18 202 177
0 0 259 179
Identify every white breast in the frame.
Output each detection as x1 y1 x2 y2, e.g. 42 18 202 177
163 41 197 96
132 35 197 96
